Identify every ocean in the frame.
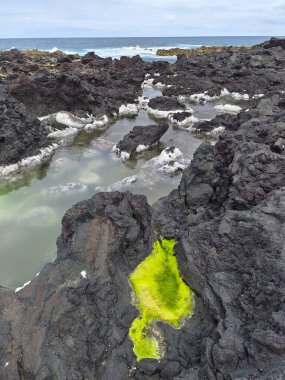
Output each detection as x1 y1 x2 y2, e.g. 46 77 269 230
0 36 272 61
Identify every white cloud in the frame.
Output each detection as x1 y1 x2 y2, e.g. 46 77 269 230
0 0 284 37
165 14 177 21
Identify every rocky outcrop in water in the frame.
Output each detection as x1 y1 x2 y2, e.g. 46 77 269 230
8 55 145 118
148 96 185 112
114 123 168 160
0 50 147 167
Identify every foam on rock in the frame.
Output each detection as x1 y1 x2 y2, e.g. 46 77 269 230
119 104 139 116
113 123 168 161
0 144 58 177
214 104 242 114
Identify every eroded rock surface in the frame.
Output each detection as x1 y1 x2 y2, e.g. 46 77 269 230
0 51 148 166
0 92 49 166
0 192 154 379
114 123 169 160
0 39 285 380
153 38 285 98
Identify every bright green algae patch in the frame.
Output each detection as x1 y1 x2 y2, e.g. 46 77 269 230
129 239 193 362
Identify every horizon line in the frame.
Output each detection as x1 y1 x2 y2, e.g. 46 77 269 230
0 35 278 40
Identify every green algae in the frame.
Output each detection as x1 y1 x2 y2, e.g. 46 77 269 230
129 239 193 362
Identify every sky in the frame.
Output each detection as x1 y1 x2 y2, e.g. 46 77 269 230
0 0 284 38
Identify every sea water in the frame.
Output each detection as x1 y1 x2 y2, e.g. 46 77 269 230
0 36 271 61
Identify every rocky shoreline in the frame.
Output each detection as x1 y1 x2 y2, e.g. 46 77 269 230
0 38 285 379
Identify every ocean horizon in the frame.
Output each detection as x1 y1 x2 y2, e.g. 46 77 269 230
0 36 276 61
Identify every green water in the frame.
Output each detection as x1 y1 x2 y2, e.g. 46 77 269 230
0 89 224 290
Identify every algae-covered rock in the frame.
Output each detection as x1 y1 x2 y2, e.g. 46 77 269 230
156 45 251 57
129 239 193 362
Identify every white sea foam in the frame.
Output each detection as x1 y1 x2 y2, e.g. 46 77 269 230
253 94 265 99
136 144 149 153
120 151 131 161
119 104 138 116
147 107 184 118
154 82 166 89
186 88 250 104
81 270 88 279
214 104 242 114
142 78 154 88
15 281 31 293
48 127 78 139
13 44 200 60
98 175 138 192
162 161 187 175
55 111 85 128
189 92 219 103
137 96 150 109
49 47 60 53
158 147 183 163
168 114 198 127
84 115 109 131
206 126 226 137
221 88 249 101
0 144 58 177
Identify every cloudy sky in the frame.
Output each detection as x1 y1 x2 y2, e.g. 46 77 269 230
0 0 284 38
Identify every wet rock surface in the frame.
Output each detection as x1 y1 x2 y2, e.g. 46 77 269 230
148 96 185 112
0 51 147 166
1 39 285 379
114 123 169 159
1 39 285 166
0 192 154 379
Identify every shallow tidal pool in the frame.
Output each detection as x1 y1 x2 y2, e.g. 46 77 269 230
0 89 225 290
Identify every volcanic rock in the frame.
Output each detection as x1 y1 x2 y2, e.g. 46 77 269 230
114 123 169 160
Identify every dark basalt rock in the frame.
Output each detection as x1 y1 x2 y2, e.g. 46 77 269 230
194 113 238 133
9 71 143 118
0 192 154 379
0 92 49 166
151 93 285 379
262 37 285 49
115 123 169 159
148 96 185 111
150 39 285 98
1 40 285 380
1 51 146 118
175 187 285 379
170 111 193 122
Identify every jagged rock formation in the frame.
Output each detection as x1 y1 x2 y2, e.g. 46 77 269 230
0 39 285 379
114 123 169 160
0 92 49 166
148 96 185 112
0 51 147 167
152 38 285 98
0 192 154 379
